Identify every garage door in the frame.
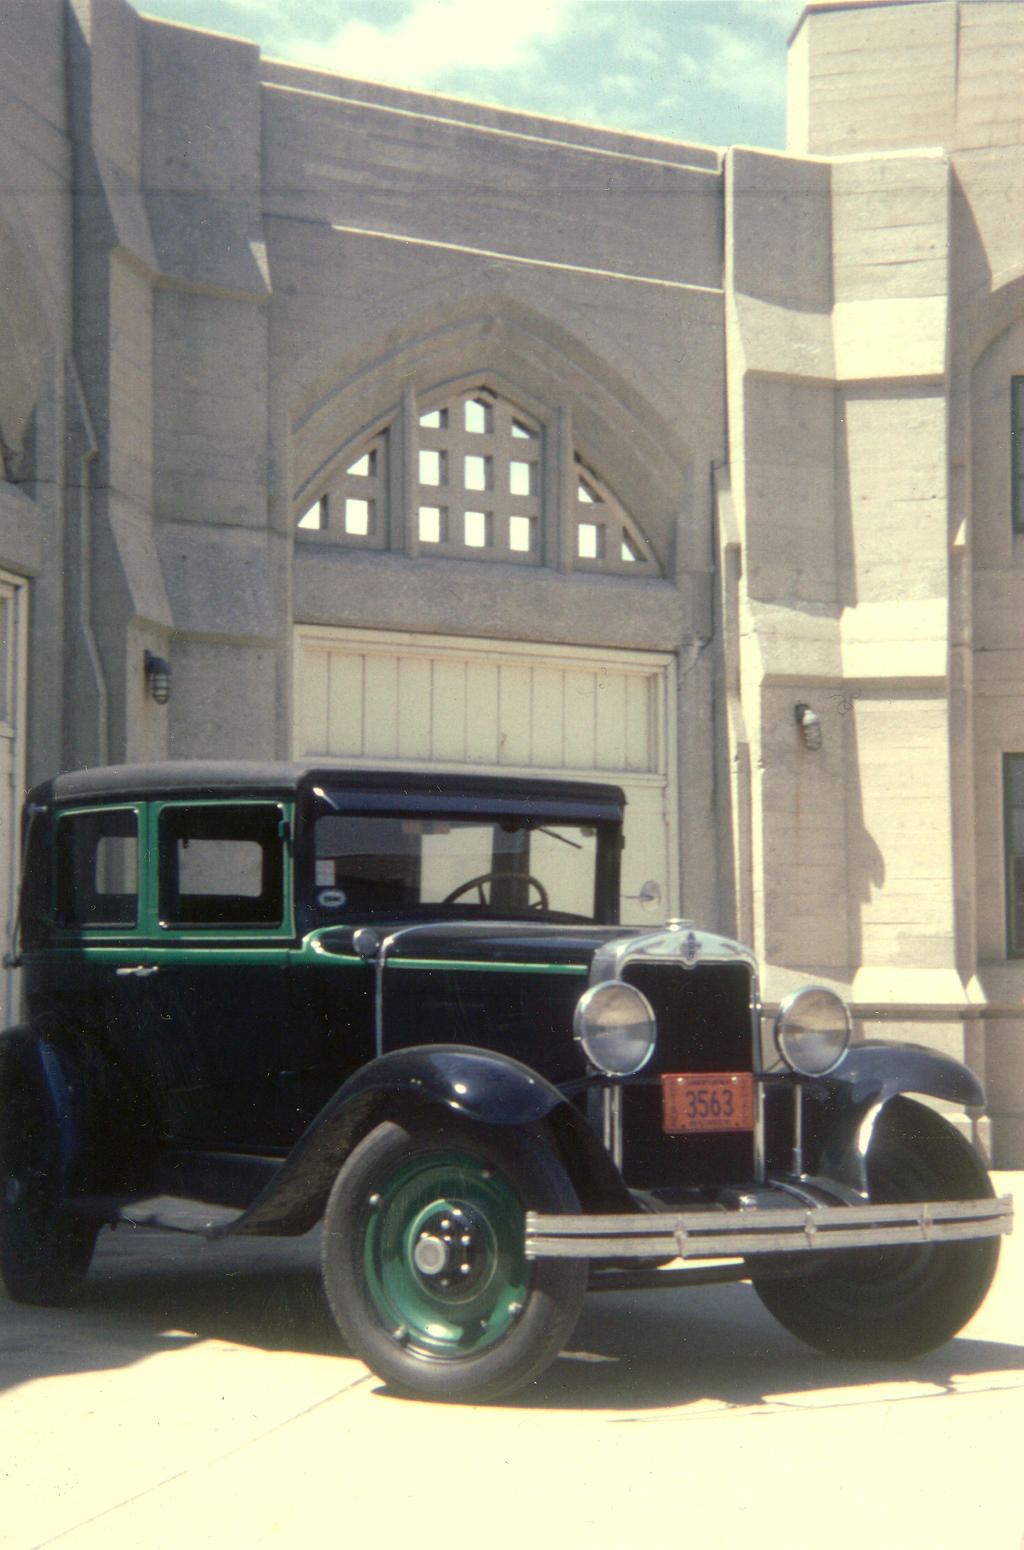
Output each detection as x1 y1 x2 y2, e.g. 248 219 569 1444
293 627 677 924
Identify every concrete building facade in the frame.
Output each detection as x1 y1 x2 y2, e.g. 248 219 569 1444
2 0 1024 1160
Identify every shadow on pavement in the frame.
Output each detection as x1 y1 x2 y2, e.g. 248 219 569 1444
0 1226 337 1393
3 1224 1023 1415
516 1279 1024 1412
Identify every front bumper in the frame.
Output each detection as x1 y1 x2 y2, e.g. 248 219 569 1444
525 1193 1014 1262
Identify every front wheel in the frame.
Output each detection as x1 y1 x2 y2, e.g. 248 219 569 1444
753 1097 1000 1360
321 1115 587 1402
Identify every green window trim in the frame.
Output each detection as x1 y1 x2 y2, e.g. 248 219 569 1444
53 805 141 934
154 799 295 938
49 799 296 942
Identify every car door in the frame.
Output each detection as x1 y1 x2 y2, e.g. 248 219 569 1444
137 799 297 1149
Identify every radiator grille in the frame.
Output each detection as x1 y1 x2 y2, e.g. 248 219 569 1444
619 960 756 1189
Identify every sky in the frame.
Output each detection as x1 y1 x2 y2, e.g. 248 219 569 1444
135 0 806 150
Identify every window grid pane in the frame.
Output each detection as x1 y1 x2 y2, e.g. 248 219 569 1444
412 391 541 564
297 433 387 549
509 460 533 496
572 457 657 575
298 499 325 531
295 393 658 575
419 449 446 486
419 506 446 544
509 515 534 553
464 454 491 491
465 398 492 434
344 498 372 536
464 510 491 548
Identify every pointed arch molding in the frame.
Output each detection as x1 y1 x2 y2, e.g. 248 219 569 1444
289 298 693 574
969 273 1024 363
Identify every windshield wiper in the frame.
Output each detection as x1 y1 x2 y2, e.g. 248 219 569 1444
534 825 582 850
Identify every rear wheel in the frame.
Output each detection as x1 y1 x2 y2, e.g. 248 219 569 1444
753 1097 1000 1360
0 1067 97 1306
321 1115 586 1401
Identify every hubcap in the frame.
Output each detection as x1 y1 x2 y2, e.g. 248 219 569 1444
363 1149 529 1359
410 1203 491 1292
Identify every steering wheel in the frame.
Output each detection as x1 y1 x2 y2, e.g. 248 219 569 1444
441 871 550 911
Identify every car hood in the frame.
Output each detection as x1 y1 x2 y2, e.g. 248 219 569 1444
308 918 756 975
311 919 630 970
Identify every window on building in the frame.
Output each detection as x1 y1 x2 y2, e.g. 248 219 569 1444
1004 754 1024 954
573 460 654 570
1014 378 1024 533
413 392 540 563
297 436 387 547
295 386 658 574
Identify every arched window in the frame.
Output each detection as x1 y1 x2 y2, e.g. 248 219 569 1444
298 433 387 548
297 385 658 576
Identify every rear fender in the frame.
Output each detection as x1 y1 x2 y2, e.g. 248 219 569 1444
1 1023 158 1197
813 1041 986 1194
218 1044 630 1238
0 1029 80 1181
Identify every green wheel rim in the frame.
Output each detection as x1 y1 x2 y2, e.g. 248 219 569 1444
363 1148 529 1359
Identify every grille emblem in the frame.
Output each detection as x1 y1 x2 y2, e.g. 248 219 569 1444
681 930 701 967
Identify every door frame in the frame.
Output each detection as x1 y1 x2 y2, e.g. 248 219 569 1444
292 625 679 917
0 568 28 1023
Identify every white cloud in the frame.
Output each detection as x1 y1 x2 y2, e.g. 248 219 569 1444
290 0 574 87
700 20 786 105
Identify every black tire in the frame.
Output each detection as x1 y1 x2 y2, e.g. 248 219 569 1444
0 1065 98 1306
753 1096 1000 1360
321 1114 587 1402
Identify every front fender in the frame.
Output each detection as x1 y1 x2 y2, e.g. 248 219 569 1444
216 1045 585 1238
815 1041 986 1193
332 1044 570 1128
827 1040 985 1110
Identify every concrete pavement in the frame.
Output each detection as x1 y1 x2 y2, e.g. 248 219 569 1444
2 1174 1022 1550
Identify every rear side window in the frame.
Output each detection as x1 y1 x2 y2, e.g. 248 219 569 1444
55 809 138 930
158 804 285 929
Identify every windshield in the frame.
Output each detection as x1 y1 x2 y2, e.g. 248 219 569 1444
311 813 600 920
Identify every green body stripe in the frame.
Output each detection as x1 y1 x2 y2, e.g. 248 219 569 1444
387 957 588 976
30 945 588 975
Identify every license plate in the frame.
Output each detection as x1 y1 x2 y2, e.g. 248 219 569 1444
661 1072 755 1133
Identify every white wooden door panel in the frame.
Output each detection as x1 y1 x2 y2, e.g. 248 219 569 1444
294 627 677 922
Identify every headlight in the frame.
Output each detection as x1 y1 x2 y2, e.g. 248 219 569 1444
574 980 657 1076
774 986 852 1076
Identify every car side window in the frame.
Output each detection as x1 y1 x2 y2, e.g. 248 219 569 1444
55 808 139 929
158 803 285 929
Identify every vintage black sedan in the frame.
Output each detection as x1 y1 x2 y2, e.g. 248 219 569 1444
0 762 1012 1401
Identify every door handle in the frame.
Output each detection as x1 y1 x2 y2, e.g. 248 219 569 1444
115 965 160 977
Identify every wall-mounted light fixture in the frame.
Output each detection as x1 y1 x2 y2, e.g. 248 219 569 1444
144 650 171 705
794 702 822 751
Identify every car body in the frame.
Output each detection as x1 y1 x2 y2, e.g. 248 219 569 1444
0 761 1012 1400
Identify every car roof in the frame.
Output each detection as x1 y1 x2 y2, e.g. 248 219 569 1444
28 762 627 818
